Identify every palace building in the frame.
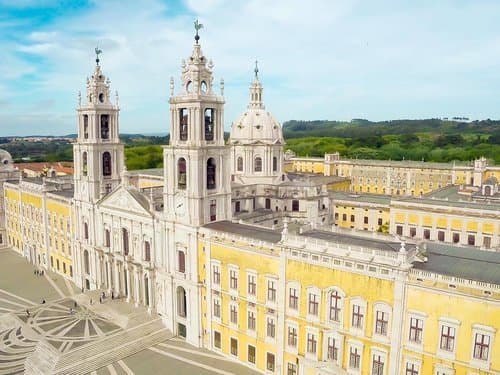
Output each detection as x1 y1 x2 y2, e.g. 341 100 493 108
1 27 500 375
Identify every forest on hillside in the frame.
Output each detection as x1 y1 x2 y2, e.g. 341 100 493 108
2 119 499 168
283 119 500 163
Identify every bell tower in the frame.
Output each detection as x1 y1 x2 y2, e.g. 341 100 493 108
73 48 124 203
164 24 231 226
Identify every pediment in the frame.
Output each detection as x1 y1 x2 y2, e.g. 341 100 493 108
98 186 152 217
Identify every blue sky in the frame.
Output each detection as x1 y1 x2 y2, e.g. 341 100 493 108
1 0 500 136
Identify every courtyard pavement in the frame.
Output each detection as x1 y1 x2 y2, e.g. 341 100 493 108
0 247 259 375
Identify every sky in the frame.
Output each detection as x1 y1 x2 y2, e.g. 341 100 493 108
1 0 500 136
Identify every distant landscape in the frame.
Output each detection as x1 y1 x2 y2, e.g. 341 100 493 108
1 119 499 170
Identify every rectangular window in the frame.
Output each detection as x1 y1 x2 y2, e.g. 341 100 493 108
230 305 238 324
210 200 217 221
424 229 430 239
484 236 491 249
214 331 221 349
213 298 221 318
378 218 383 226
405 362 419 375
248 345 256 364
351 214 355 222
212 265 220 285
289 287 299 310
409 317 423 343
452 232 460 243
230 338 238 356
342 213 347 221
468 234 475 246
287 326 297 347
375 311 389 335
308 293 319 316
327 337 338 361
248 274 256 296
307 333 317 354
396 225 403 235
473 333 490 360
266 317 276 338
410 227 416 237
438 230 445 241
439 325 455 352
352 305 364 329
364 216 368 224
266 353 275 372
247 310 256 331
267 280 276 302
177 251 186 273
329 291 341 322
372 355 384 375
349 347 360 369
287 363 297 375
230 270 238 290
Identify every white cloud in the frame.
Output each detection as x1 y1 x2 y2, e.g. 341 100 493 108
2 0 500 136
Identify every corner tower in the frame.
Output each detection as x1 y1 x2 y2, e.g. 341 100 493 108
73 49 124 203
164 27 231 226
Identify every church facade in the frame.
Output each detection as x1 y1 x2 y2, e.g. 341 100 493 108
2 30 500 375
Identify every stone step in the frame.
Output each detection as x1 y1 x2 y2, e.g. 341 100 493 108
54 318 165 370
54 327 171 375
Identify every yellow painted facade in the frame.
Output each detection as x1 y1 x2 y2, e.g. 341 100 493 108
4 181 73 279
46 195 73 278
404 273 500 375
198 225 500 374
288 154 500 197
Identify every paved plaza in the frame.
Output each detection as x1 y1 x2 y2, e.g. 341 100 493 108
0 248 259 375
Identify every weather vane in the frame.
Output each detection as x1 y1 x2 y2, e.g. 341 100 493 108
95 46 102 65
194 19 203 44
254 60 259 79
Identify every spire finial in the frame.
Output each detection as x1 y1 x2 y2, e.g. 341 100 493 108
95 46 102 66
194 19 203 44
254 60 259 79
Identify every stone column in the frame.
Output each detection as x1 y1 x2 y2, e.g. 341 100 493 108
126 266 131 302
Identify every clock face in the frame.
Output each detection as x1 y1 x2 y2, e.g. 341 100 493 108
175 195 186 217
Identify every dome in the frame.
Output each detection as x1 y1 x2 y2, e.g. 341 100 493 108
230 108 283 145
229 64 283 145
0 149 13 171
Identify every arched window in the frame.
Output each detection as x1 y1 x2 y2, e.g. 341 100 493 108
83 250 90 275
179 108 188 141
254 157 262 172
237 156 243 172
82 152 88 176
204 108 214 141
83 115 89 139
100 114 110 139
122 228 129 256
102 152 112 176
83 222 89 240
144 241 151 262
178 158 187 189
207 158 216 190
273 156 278 172
177 286 187 317
104 229 110 247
